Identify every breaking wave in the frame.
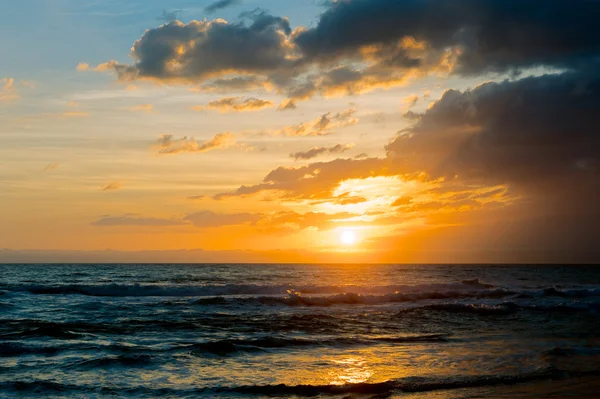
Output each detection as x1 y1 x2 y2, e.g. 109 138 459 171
2 367 597 397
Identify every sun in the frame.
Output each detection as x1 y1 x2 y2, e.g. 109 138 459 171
340 230 357 246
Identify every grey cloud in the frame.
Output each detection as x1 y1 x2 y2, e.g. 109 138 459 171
92 216 185 227
158 9 181 22
386 67 600 216
277 99 297 111
291 143 355 161
294 0 600 74
101 182 122 191
200 76 271 92
184 211 261 228
155 133 235 155
273 108 358 137
194 97 273 112
98 0 600 103
205 0 242 14
112 14 294 82
215 157 389 200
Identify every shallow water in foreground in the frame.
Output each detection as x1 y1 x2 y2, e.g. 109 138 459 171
1 264 599 398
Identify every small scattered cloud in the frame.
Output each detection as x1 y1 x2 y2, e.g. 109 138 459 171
392 195 413 207
331 192 368 205
192 97 273 113
43 163 60 172
184 210 260 228
277 99 297 111
101 182 122 191
155 132 236 155
197 76 272 93
76 61 118 73
291 143 355 161
61 111 89 117
186 195 206 201
92 215 185 227
158 9 181 22
402 94 419 110
204 0 242 13
0 78 19 103
271 108 358 137
128 104 154 113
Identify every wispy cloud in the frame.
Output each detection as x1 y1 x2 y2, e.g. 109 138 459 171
0 78 19 103
101 182 122 191
128 104 154 113
157 9 181 22
277 99 297 111
271 109 358 137
204 0 242 13
43 163 60 172
184 210 260 228
76 61 118 72
154 132 235 155
92 215 185 227
192 97 273 113
60 111 89 117
401 94 419 110
291 143 355 161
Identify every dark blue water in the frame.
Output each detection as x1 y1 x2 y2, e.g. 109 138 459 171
1 264 599 398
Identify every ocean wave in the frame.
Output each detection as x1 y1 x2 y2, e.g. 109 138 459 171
2 368 597 397
0 326 82 340
399 301 600 316
253 289 520 307
6 281 598 305
67 354 154 369
184 334 450 356
0 343 63 357
0 333 449 359
3 280 499 297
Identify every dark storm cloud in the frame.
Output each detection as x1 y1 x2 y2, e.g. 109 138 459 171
386 66 600 214
111 13 294 82
294 0 600 74
205 0 242 14
101 0 600 102
219 64 600 216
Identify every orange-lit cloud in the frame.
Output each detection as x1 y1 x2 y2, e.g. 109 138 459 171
101 182 123 191
92 215 185 227
192 97 273 113
155 132 236 155
128 104 154 112
269 108 358 137
0 78 19 103
43 163 60 172
291 143 355 161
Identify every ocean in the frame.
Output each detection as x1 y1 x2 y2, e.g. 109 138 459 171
0 264 599 398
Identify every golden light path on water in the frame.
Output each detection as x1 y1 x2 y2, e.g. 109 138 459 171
329 357 373 385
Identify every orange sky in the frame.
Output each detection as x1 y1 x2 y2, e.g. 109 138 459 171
1 0 599 263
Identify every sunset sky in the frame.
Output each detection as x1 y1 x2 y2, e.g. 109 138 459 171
1 0 599 263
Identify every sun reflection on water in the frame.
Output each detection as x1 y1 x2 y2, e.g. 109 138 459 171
329 357 373 385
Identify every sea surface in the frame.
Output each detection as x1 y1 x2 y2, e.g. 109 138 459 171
0 264 599 398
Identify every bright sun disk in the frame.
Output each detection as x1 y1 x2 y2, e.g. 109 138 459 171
340 230 357 245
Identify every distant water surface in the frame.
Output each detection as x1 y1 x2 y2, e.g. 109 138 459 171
1 264 599 398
